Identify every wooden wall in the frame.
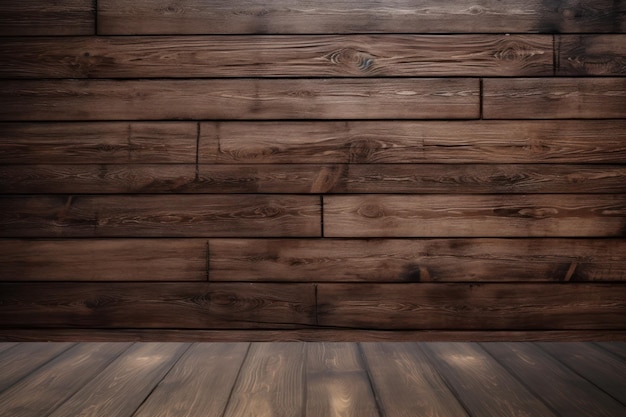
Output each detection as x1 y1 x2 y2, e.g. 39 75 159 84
0 0 625 341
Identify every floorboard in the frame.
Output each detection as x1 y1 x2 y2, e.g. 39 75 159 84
0 342 623 417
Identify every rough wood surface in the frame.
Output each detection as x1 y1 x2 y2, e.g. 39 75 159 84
594 342 626 360
0 239 207 281
208 238 626 282
361 342 468 417
0 0 94 36
557 35 626 75
222 343 306 417
133 343 249 417
0 283 316 329
538 342 626 404
317 283 626 330
0 195 321 237
0 343 131 417
421 343 558 417
0 79 479 121
306 343 378 417
482 342 625 417
97 0 626 34
0 35 552 78
200 120 626 164
323 194 626 237
3 163 626 194
0 342 74 392
483 78 626 119
49 343 189 417
0 122 197 164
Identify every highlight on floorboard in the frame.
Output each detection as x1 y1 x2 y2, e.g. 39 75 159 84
0 342 624 416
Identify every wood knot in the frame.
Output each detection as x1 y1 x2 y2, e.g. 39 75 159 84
358 203 385 218
325 48 374 72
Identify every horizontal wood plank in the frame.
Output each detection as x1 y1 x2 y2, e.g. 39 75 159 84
0 283 316 329
200 121 626 164
0 0 94 36
557 35 626 75
3 164 626 194
0 122 197 164
0 79 480 121
208 238 626 282
323 195 626 237
0 35 552 78
97 0 626 34
1 329 624 342
483 78 626 119
0 239 207 281
0 195 321 237
317 283 626 330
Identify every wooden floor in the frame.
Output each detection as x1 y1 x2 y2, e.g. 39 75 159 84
0 342 624 416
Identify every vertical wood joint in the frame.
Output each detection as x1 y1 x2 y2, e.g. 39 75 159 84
195 122 201 181
479 78 483 120
93 0 98 35
553 35 559 75
320 196 324 237
205 241 210 281
314 284 319 326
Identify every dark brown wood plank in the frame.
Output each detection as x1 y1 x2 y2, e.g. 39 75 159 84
0 35 552 78
0 239 207 281
483 78 626 119
97 0 626 34
1 329 625 342
594 342 626 360
0 342 74 392
0 79 480 121
0 195 321 237
133 343 249 417
323 195 626 238
317 283 626 330
0 165 198 194
482 342 625 417
208 238 626 282
4 164 626 194
0 122 197 164
360 342 467 417
0 343 131 417
0 0 94 36
0 283 316 329
48 343 189 417
538 342 626 404
200 121 626 164
557 35 626 75
306 343 378 417
0 343 17 354
222 343 305 417
421 343 557 417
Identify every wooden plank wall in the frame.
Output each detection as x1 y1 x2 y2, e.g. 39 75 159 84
0 0 625 341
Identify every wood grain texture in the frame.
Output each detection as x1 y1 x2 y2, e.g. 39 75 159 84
538 342 626 404
0 342 74 392
0 283 316 329
0 122 197 164
421 343 557 417
48 343 189 417
0 79 479 121
208 238 626 282
0 35 552 78
133 343 249 417
594 341 626 360
3 163 626 194
323 194 626 237
0 195 321 237
97 0 626 34
0 0 94 36
317 283 626 330
0 343 131 417
361 342 468 417
1 329 625 342
200 120 626 164
482 342 625 417
483 78 626 119
557 35 626 75
222 343 305 417
0 239 207 281
306 343 378 417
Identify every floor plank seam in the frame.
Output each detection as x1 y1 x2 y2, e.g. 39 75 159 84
356 342 387 417
219 342 252 417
